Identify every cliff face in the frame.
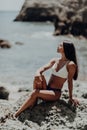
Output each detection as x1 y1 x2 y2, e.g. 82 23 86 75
14 0 87 37
14 0 62 22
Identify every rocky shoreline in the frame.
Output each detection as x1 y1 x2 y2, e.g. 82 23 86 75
14 0 87 38
0 80 87 130
0 39 11 48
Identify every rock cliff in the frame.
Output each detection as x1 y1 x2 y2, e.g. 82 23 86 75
14 0 87 37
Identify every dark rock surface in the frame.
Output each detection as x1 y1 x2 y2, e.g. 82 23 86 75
0 39 11 48
14 0 87 37
0 86 9 100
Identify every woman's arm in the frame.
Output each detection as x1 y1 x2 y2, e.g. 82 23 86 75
67 62 75 100
36 58 56 76
67 62 79 105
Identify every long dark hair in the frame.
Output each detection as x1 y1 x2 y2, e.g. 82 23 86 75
63 40 78 80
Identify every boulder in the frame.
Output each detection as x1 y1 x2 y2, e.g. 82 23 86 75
0 39 11 48
14 0 60 22
0 86 9 100
14 0 87 38
14 92 87 130
15 42 24 45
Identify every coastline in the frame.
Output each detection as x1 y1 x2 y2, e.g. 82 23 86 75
0 79 87 130
0 11 87 129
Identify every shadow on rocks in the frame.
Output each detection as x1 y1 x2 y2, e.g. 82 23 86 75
18 99 76 126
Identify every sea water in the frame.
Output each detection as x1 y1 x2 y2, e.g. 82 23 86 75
0 11 87 92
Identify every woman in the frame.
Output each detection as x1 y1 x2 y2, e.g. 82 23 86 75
15 40 79 117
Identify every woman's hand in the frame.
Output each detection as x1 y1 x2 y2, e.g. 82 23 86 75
38 75 43 82
35 73 43 82
69 98 79 106
33 74 47 90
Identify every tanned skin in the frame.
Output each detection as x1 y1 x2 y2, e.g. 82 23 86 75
14 43 79 117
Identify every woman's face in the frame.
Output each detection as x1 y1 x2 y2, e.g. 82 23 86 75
57 43 64 53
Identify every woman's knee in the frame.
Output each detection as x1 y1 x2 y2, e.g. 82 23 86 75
31 89 39 98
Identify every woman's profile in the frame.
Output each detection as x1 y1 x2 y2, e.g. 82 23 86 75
15 40 79 117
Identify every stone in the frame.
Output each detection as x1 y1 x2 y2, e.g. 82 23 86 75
14 0 87 38
82 93 87 99
0 86 9 100
0 39 11 48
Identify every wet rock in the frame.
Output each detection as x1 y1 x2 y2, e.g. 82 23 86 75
0 39 11 48
83 124 87 130
18 87 30 92
82 93 87 99
15 42 24 45
0 86 9 100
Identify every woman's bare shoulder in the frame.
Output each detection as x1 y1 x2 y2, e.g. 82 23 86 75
67 61 76 70
68 61 76 66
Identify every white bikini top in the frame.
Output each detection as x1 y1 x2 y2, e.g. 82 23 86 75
52 61 68 79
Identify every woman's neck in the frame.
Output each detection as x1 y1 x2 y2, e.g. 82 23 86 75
60 53 68 61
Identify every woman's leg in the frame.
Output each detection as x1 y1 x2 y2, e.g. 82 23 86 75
15 90 39 117
15 89 61 117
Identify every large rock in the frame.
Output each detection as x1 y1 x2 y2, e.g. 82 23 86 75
0 86 9 100
14 0 87 37
0 80 87 130
14 0 61 22
0 39 11 48
14 92 87 130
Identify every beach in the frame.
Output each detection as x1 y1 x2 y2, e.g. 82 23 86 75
0 11 87 130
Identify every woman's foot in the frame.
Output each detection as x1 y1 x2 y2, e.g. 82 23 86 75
14 111 20 118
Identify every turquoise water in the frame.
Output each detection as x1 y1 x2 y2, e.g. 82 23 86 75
0 11 87 90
